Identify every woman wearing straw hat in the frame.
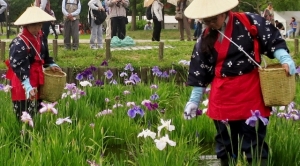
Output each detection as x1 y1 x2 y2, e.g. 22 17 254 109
5 6 61 120
182 0 295 165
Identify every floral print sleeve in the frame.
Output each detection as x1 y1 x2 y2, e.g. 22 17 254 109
187 40 215 87
246 13 289 59
9 37 31 83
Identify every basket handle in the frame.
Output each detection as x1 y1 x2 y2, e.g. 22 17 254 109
217 30 263 70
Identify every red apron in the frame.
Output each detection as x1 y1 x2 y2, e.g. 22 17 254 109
206 12 270 120
207 69 271 120
6 49 44 101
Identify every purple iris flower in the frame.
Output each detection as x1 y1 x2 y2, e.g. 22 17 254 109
150 93 159 100
88 74 94 81
95 80 104 86
89 65 97 71
152 66 162 76
196 109 202 116
144 102 158 111
76 73 83 81
84 69 92 76
169 69 177 74
150 84 158 89
245 110 269 127
124 63 134 71
104 70 113 79
100 60 108 66
0 84 4 90
161 71 169 78
127 106 145 118
129 73 141 84
64 83 76 90
296 66 300 73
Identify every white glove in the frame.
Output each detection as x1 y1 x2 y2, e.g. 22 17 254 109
184 102 198 120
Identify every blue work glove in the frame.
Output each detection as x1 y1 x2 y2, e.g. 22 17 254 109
49 63 59 67
274 49 296 75
22 79 34 99
184 87 205 120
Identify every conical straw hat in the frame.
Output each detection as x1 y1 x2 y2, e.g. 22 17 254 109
144 0 155 7
14 6 56 25
184 0 239 19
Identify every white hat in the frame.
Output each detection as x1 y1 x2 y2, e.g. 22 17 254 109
14 6 56 26
184 0 239 19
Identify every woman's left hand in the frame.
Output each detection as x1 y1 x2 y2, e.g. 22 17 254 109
282 63 291 76
50 66 62 72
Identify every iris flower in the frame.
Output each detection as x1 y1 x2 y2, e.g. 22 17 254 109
56 117 72 125
80 81 92 87
127 106 144 118
157 119 175 137
75 73 83 80
104 70 113 79
96 109 113 117
39 102 58 114
137 129 156 139
2 85 12 92
154 134 176 150
124 63 134 71
144 102 158 111
245 110 269 127
120 72 128 77
129 73 141 84
150 84 158 89
152 66 162 76
21 111 34 127
150 93 159 100
100 60 108 66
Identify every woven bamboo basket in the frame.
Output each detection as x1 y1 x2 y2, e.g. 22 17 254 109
40 69 67 102
258 64 296 106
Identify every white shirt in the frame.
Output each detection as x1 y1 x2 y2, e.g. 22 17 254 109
88 0 102 10
35 0 47 10
0 0 7 14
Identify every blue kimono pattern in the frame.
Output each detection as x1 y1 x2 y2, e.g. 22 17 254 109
187 12 289 87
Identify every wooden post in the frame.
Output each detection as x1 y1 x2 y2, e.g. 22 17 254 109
294 39 299 55
0 41 6 61
105 39 111 60
159 41 164 60
53 39 58 60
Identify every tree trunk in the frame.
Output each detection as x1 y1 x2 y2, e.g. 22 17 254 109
130 0 137 31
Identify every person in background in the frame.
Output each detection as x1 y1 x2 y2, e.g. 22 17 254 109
151 0 163 41
0 0 7 28
107 0 129 40
88 0 105 49
176 0 191 41
193 19 202 40
275 20 285 38
144 21 152 30
104 0 111 39
50 10 58 39
62 0 81 50
6 6 61 120
183 0 295 165
35 0 53 39
263 2 274 25
286 17 297 39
